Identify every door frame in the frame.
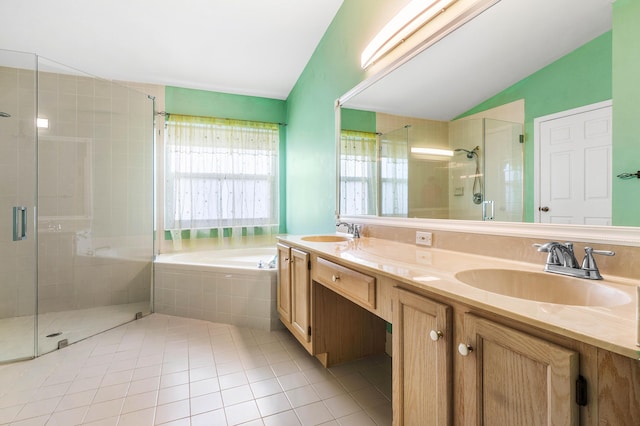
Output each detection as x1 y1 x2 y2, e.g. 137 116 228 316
533 99 612 223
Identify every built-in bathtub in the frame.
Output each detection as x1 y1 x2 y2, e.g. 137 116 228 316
154 247 281 331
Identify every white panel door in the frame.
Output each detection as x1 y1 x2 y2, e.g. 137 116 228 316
538 104 612 225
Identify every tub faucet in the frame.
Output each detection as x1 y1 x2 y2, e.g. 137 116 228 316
534 241 614 280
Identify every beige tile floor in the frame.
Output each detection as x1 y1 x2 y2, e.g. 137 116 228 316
0 314 392 425
0 302 151 361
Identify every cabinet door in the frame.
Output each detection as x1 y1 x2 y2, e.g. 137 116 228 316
276 243 292 323
291 248 311 342
462 314 579 426
393 288 452 426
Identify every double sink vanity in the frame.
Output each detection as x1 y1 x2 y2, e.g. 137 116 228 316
276 232 640 425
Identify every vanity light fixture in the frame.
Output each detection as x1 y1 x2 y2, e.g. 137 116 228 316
411 147 454 157
36 118 49 129
361 0 500 69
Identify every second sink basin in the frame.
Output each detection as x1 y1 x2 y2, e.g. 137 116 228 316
301 235 350 243
455 268 631 307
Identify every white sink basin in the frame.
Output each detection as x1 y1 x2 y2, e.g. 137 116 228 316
455 268 631 307
301 235 350 243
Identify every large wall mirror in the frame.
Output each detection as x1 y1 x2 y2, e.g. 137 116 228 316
336 0 633 240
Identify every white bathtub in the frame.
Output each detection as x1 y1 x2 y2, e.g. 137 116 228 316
154 247 281 331
155 247 277 273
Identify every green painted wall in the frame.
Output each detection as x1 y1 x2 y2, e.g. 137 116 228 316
165 86 286 123
341 108 376 133
283 0 400 234
460 32 612 222
612 0 640 226
164 86 288 232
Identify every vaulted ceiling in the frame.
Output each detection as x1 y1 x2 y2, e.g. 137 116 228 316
0 0 344 99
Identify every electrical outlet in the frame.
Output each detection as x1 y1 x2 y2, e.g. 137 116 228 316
416 231 432 246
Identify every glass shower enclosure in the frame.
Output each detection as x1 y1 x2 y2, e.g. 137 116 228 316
448 118 523 222
0 50 154 363
370 117 523 221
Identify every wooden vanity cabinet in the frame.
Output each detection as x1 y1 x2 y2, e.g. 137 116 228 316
277 241 640 426
393 288 452 426
276 243 292 323
277 243 312 352
462 313 579 426
277 244 387 365
393 287 583 426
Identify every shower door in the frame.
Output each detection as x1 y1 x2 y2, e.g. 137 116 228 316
483 118 523 222
36 58 154 355
0 50 38 362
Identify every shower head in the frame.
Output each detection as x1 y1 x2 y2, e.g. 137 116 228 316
454 146 479 159
0 112 11 118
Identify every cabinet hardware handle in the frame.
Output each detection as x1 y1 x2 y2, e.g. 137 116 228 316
331 274 341 282
458 343 473 356
429 330 443 341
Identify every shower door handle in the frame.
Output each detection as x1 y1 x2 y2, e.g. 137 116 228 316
12 206 27 241
482 200 494 221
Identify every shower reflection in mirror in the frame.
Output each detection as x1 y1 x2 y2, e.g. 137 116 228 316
340 117 523 221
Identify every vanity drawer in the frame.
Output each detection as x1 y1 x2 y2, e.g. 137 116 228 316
315 257 376 310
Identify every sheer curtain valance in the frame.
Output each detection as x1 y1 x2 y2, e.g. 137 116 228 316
165 114 279 234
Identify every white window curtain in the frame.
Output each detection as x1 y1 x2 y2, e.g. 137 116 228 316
340 130 378 216
380 128 408 217
165 114 279 233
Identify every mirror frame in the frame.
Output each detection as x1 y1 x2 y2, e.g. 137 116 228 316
335 25 640 248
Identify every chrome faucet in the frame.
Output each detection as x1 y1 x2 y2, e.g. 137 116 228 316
336 222 360 238
534 241 615 280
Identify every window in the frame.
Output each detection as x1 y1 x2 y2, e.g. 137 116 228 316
340 130 378 216
379 131 408 216
165 115 279 231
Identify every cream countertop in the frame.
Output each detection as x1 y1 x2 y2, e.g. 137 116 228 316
278 235 640 360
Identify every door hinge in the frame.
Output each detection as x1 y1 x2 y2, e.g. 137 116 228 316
308 326 312 336
307 260 311 270
519 134 525 144
576 375 588 406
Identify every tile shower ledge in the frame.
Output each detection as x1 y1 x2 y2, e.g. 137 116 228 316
278 235 640 360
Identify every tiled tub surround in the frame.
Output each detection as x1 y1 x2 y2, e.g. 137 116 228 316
281 234 640 359
154 248 281 331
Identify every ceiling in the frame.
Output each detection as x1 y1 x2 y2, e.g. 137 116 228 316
0 0 344 100
344 0 613 121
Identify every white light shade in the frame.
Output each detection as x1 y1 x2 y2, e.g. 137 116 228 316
411 147 454 156
36 118 49 128
361 0 457 69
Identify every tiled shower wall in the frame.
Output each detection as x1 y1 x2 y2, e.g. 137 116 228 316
34 61 157 314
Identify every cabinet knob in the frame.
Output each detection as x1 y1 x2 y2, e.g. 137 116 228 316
331 274 341 282
429 330 443 341
458 343 473 357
